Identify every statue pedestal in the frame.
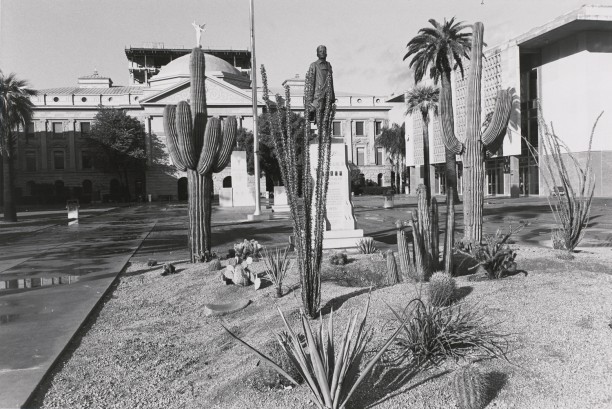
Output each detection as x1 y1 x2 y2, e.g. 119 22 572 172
309 138 365 249
272 186 290 213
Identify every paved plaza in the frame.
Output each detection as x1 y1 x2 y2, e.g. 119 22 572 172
1 195 611 408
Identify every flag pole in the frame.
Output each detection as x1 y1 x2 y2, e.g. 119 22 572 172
250 0 262 216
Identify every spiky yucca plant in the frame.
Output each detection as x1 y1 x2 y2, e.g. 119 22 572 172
262 246 292 298
223 296 405 409
163 48 237 262
260 65 335 317
356 238 377 254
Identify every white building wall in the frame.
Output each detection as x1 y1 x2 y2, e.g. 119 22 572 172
541 44 612 152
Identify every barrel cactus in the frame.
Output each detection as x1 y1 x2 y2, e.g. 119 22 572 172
428 271 456 306
163 47 237 262
453 363 488 409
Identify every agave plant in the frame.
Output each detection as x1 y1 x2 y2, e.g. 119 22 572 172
223 295 404 409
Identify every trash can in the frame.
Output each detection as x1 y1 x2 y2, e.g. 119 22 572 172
66 200 79 224
383 190 394 209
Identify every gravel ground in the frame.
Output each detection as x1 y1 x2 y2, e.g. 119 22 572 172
31 247 612 409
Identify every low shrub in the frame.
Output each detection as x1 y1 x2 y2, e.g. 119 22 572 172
429 272 456 307
208 258 222 271
388 298 509 367
455 224 524 279
357 238 377 254
234 239 262 260
362 186 388 195
329 252 348 266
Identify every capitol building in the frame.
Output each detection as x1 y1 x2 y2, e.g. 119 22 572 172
13 45 394 205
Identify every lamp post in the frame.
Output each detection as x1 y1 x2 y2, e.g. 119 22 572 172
250 0 261 216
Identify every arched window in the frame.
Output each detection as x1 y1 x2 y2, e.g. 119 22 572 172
377 173 383 187
223 176 232 188
82 179 92 194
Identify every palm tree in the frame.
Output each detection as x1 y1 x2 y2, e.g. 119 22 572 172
0 71 36 222
405 84 439 202
404 17 472 204
376 124 405 194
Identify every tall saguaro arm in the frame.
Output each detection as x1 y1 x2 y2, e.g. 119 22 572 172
162 47 237 262
452 22 512 242
481 89 512 155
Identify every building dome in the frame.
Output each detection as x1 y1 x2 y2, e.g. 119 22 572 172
151 53 241 82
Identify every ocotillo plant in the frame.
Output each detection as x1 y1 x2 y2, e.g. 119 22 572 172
163 48 237 262
260 65 335 318
438 22 512 242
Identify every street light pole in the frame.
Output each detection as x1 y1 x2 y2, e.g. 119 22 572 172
250 0 261 216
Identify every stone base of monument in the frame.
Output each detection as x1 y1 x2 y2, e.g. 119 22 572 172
322 229 365 249
247 213 271 221
272 204 290 212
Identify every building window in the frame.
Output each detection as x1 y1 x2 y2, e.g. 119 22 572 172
80 122 91 136
375 121 383 135
332 121 342 136
375 147 383 165
25 151 37 172
356 147 365 166
53 151 65 170
355 121 364 136
26 122 35 137
52 122 63 138
81 151 93 170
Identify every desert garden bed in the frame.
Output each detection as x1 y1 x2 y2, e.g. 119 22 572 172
32 246 612 409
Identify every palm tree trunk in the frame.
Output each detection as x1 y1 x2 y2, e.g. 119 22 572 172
2 132 17 222
395 157 401 194
440 73 461 204
422 114 431 202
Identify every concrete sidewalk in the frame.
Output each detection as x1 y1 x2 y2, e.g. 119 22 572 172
0 205 159 409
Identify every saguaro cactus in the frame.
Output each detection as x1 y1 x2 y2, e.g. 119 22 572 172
439 22 512 242
163 48 237 262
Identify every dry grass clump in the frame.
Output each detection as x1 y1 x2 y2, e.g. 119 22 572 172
388 298 509 367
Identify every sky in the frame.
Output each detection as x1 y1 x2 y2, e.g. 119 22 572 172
0 0 599 96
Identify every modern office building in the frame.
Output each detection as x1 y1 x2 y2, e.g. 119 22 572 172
395 5 612 197
11 45 394 205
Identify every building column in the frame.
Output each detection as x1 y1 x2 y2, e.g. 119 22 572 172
41 121 48 170
409 166 418 196
145 116 152 164
367 118 375 164
506 155 520 197
428 164 436 196
69 120 77 170
345 119 353 162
